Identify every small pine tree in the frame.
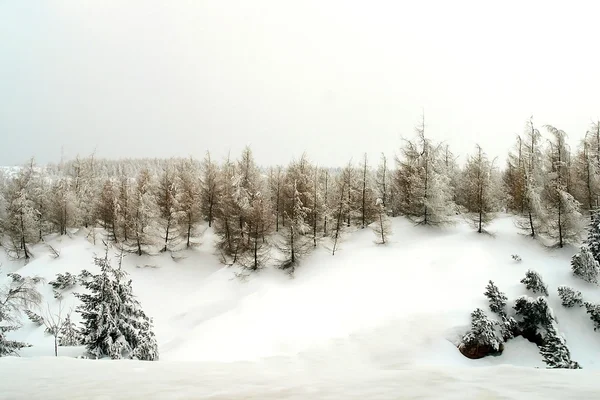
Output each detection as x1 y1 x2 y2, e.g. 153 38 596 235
520 270 549 296
75 251 158 360
514 296 554 340
539 325 580 369
584 210 600 264
372 198 392 244
484 280 508 317
584 302 600 331
461 308 503 352
59 313 82 346
557 286 583 308
49 272 78 291
571 246 600 284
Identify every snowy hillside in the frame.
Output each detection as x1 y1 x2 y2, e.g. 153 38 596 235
1 215 600 398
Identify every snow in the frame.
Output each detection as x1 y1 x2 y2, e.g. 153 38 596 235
2 214 600 397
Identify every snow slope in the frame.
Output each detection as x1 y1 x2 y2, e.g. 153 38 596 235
2 214 600 398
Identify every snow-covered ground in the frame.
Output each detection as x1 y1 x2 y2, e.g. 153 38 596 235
2 215 600 398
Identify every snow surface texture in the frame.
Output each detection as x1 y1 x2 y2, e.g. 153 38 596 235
2 215 600 398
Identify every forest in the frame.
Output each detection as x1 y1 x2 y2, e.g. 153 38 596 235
1 117 599 273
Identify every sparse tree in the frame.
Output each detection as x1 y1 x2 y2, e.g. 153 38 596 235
461 145 497 233
200 152 221 227
156 164 179 252
176 158 202 248
372 198 391 244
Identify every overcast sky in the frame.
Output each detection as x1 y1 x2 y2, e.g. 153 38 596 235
1 1 599 167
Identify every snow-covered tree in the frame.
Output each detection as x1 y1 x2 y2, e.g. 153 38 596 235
128 169 157 255
176 158 202 248
572 136 600 212
372 198 392 244
557 286 583 308
375 153 390 212
239 189 273 271
520 270 549 296
539 324 579 369
358 154 378 229
70 155 99 229
584 210 600 264
503 135 526 213
460 145 497 233
571 246 600 284
0 272 42 356
268 166 284 232
3 159 40 260
49 177 77 235
331 163 352 255
484 280 507 317
214 158 244 264
461 308 503 353
513 296 554 340
514 119 546 237
59 312 82 347
279 179 311 273
200 152 221 227
156 164 179 252
75 250 158 360
584 302 600 331
394 114 455 225
96 179 119 242
543 125 582 247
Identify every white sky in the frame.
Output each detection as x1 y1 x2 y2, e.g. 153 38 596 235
1 0 599 167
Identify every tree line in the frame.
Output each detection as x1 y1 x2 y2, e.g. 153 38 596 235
1 117 599 271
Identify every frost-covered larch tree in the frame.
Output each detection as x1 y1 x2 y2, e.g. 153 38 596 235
375 153 390 213
214 157 244 264
394 114 455 225
176 158 202 248
461 145 497 233
155 163 179 252
49 177 77 236
359 154 378 229
75 250 158 360
200 151 221 228
96 178 119 242
268 165 284 231
515 118 546 237
279 179 311 273
3 159 40 260
128 169 157 255
572 135 600 212
372 198 392 244
543 125 582 247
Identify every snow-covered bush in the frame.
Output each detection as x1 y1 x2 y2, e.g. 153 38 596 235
571 246 600 284
513 296 554 342
539 325 580 369
520 270 548 296
511 254 522 262
498 315 518 341
461 308 503 353
584 302 600 331
484 280 507 317
557 286 583 308
49 272 77 290
75 253 158 361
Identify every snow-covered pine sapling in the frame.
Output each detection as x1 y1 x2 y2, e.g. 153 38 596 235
584 302 600 331
484 280 508 317
49 272 77 291
511 254 522 262
513 296 554 342
557 286 583 308
498 316 519 341
571 246 600 284
539 325 580 369
520 270 549 296
59 312 82 347
461 308 503 353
